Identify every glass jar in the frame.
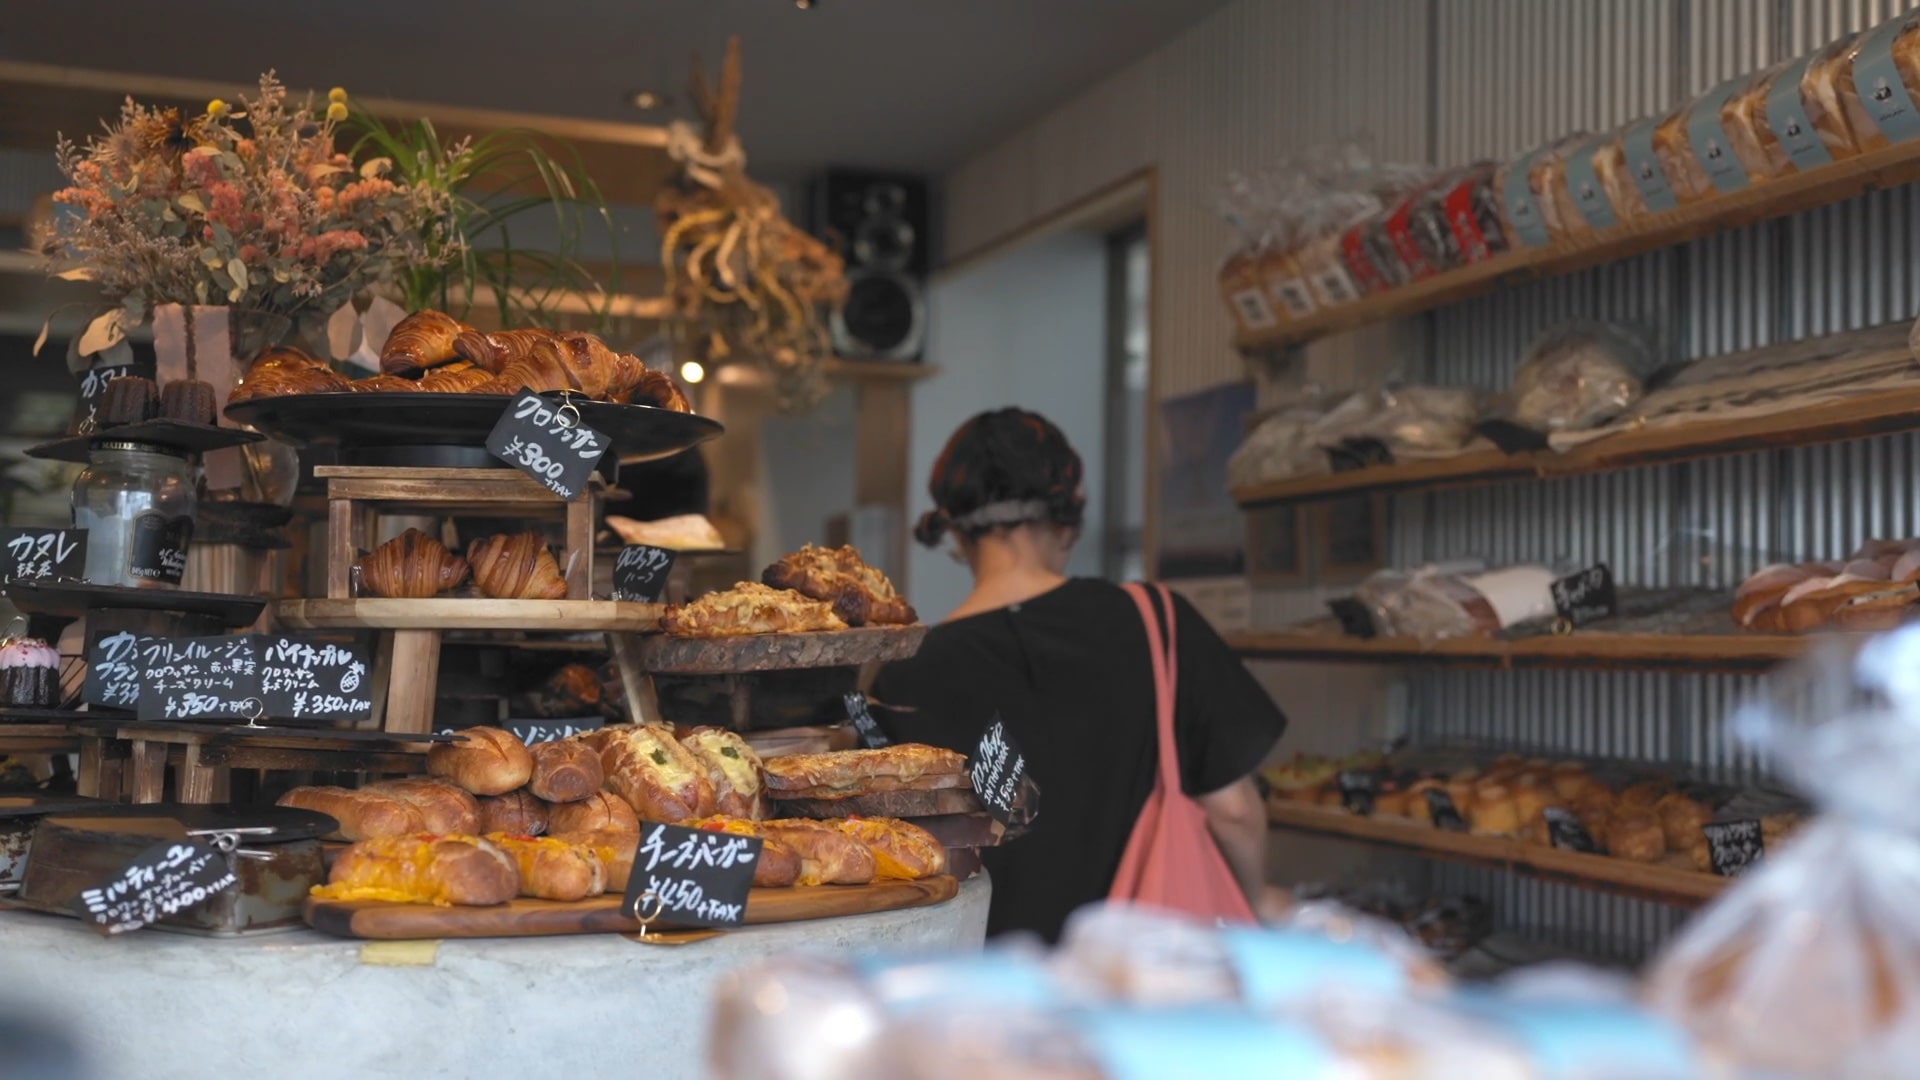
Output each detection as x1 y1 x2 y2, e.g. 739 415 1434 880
70 440 198 589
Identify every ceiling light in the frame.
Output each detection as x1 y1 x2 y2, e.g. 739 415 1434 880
629 90 665 111
680 360 706 384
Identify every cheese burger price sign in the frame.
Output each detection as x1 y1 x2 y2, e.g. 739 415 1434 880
624 822 762 929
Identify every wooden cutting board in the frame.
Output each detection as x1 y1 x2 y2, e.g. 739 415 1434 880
303 875 958 940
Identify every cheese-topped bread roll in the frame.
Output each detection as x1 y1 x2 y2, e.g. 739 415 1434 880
681 727 768 819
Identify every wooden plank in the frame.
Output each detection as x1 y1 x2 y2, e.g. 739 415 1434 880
1237 138 1920 354
1267 802 1723 908
303 875 960 940
128 740 166 804
274 599 664 632
326 497 355 600
1227 628 1818 673
382 630 441 737
638 625 929 674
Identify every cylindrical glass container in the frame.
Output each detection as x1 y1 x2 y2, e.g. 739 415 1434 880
70 440 198 589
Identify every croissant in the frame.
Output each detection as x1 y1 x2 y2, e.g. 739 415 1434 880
417 360 495 393
472 336 583 398
553 332 618 399
228 346 351 402
454 329 556 374
468 532 569 600
381 310 471 376
349 373 422 393
631 369 692 413
356 528 470 598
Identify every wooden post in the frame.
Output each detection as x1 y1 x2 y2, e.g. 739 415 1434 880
178 742 221 804
383 629 442 734
327 496 355 599
129 740 167 803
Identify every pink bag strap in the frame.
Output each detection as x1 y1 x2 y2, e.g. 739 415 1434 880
1123 582 1182 792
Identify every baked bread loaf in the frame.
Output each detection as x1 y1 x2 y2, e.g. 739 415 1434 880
1732 563 1825 628
1657 793 1712 850
468 532 569 601
428 726 535 796
761 544 918 627
526 739 606 804
1550 761 1594 801
660 582 848 637
484 832 606 901
348 373 421 393
681 727 768 819
755 819 878 886
1405 779 1443 825
362 778 482 836
550 829 638 892
416 359 494 393
761 745 971 800
1829 583 1920 631
1723 65 1788 182
599 724 716 823
311 834 520 906
1791 34 1867 163
380 309 472 376
690 816 804 887
833 817 947 880
478 789 550 836
547 790 639 835
356 528 470 599
277 785 425 841
1839 17 1920 154
1652 105 1712 204
1604 811 1667 862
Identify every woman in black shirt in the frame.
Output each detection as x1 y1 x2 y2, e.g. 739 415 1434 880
871 408 1289 941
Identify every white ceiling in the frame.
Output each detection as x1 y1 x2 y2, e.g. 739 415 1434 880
2 0 1228 181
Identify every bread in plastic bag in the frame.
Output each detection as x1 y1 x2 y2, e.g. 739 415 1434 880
1721 63 1790 182
1643 627 1920 1076
1368 385 1480 456
1507 321 1649 433
1838 12 1920 154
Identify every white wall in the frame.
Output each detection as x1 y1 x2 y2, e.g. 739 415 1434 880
908 228 1109 622
759 382 859 553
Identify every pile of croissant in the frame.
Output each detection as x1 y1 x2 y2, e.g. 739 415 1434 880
356 528 570 601
228 309 691 412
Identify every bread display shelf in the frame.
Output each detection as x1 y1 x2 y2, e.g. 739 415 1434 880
303 874 959 939
273 598 665 632
1228 627 1815 673
1233 379 1920 509
1235 137 1920 355
637 624 929 674
1267 801 1725 908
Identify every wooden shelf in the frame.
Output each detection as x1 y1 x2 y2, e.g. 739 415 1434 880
273 598 663 633
1235 379 1920 508
824 359 941 383
1236 137 1920 354
1230 626 1816 673
1267 801 1726 908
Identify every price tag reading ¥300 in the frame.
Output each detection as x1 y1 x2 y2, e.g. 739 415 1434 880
624 822 762 929
73 839 237 934
486 390 609 501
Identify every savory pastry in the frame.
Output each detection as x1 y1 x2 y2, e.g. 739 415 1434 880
355 527 470 599
484 832 606 901
1829 584 1920 631
551 829 638 891
761 544 918 627
755 819 879 886
1777 574 1901 632
629 369 693 413
659 582 848 637
1616 779 1673 812
427 726 536 796
1443 768 1480 815
1657 793 1713 851
599 724 716 822
681 727 768 819
1510 777 1557 828
361 778 482 836
0 636 60 707
380 309 471 376
348 373 422 393
277 785 426 841
415 359 495 393
760 744 971 801
547 790 639 835
228 346 350 402
690 816 803 887
159 378 217 424
832 817 947 880
478 789 550 837
605 513 726 551
467 532 569 601
1603 812 1667 862
511 662 604 718
312 834 520 907
526 739 606 804
1549 761 1593 802
1467 779 1519 836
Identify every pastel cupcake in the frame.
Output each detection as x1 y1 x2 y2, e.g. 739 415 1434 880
0 637 60 708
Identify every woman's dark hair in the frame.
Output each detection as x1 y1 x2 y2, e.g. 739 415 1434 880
913 407 1086 548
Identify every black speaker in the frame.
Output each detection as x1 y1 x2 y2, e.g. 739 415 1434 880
810 168 928 361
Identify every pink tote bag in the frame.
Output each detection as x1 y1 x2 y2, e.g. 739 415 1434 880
1106 582 1256 924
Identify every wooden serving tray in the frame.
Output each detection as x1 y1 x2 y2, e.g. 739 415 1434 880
638 624 928 673
274 598 664 632
304 875 959 939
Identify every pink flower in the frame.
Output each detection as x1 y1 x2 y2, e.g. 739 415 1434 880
239 244 263 262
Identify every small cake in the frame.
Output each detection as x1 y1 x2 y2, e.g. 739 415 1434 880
0 637 60 708
98 376 160 427
159 379 216 425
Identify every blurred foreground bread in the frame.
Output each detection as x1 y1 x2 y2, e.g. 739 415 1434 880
428 726 535 796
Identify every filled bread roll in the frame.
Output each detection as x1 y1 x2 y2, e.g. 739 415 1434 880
484 833 606 901
277 786 425 842
547 791 639 835
313 834 520 906
527 739 606 804
428 726 535 796
478 789 550 837
690 816 804 887
832 817 947 880
600 725 715 823
551 829 638 892
680 728 769 819
756 819 878 886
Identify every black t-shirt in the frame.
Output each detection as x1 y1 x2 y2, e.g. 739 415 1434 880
870 578 1288 942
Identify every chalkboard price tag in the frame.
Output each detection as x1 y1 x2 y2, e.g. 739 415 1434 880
610 544 676 603
258 634 374 722
970 716 1039 827
1550 563 1618 627
486 390 608 501
625 821 761 929
72 352 155 434
1326 597 1378 638
1337 770 1377 815
136 634 261 722
127 512 192 586
1543 806 1600 853
505 715 605 745
844 692 892 750
84 629 154 710
1424 788 1468 831
1703 819 1764 876
73 839 237 935
0 527 87 583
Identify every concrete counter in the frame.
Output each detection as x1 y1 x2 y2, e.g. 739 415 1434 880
0 875 990 1080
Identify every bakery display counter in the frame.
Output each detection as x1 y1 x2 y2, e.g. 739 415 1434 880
0 875 990 1080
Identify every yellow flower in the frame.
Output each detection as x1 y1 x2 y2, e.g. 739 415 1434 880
325 102 349 123
206 99 229 117
328 87 348 104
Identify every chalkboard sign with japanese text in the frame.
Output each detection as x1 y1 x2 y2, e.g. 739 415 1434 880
1543 807 1601 853
1424 788 1467 831
610 544 676 603
505 716 605 745
137 634 261 722
1337 770 1377 815
844 692 892 750
73 839 237 935
1551 563 1619 627
0 527 87 584
258 635 374 722
624 822 761 929
1703 819 1764 876
84 629 154 711
486 390 608 501
72 351 155 434
970 716 1037 827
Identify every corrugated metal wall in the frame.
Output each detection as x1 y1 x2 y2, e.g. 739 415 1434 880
941 0 1920 962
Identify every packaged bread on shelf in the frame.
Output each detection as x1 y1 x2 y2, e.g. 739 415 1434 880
1722 64 1791 182
1526 133 1592 240
1838 12 1920 153
1652 103 1714 205
1767 34 1869 171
